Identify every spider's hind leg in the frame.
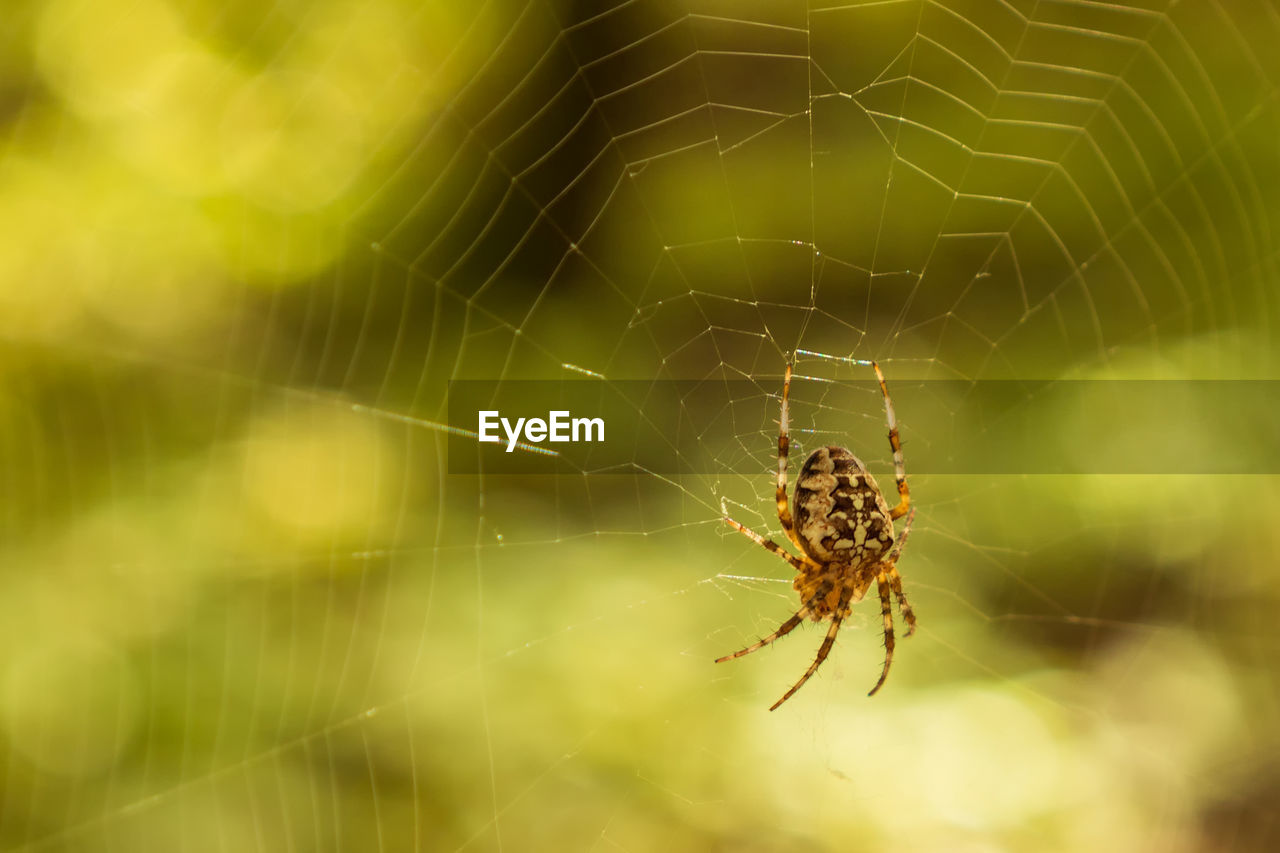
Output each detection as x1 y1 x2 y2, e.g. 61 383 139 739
884 565 916 637
868 572 898 696
715 579 833 663
768 585 855 711
715 613 805 664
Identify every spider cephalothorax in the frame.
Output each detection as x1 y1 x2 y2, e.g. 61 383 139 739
717 360 917 710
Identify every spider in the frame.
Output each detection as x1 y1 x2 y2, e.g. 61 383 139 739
717 359 917 710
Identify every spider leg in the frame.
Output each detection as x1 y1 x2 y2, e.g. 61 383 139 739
774 362 809 553
858 360 910 520
715 614 804 664
723 515 810 572
887 506 915 561
768 586 854 711
883 507 917 634
884 565 916 637
867 572 897 695
715 580 833 664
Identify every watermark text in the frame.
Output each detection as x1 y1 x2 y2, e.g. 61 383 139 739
478 410 605 452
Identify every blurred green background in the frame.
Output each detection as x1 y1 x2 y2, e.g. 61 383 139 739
2 0 1279 850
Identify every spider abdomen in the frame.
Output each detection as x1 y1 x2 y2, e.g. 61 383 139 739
793 446 895 565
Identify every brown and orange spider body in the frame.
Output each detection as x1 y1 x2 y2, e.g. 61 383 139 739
718 360 917 710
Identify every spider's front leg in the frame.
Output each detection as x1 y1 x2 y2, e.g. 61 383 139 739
774 363 810 554
855 359 911 520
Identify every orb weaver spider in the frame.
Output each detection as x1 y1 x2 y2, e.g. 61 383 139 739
717 359 917 710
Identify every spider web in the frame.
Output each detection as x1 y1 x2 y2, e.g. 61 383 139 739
2 0 1279 851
